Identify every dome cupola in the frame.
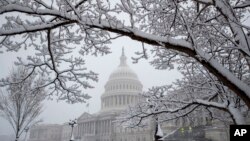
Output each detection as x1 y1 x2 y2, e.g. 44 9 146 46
120 48 127 66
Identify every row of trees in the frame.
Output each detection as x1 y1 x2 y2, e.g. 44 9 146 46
0 0 249 139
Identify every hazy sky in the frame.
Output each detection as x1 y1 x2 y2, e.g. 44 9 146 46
0 36 182 136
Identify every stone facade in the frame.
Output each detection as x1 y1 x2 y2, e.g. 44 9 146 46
75 112 154 141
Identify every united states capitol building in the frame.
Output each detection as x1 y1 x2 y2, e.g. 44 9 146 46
28 49 157 141
28 49 230 141
73 49 154 141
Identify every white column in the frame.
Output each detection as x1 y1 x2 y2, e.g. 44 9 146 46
109 97 111 106
103 120 105 134
101 98 103 108
85 123 86 134
99 121 101 135
108 97 110 107
76 125 79 137
82 123 84 136
96 121 100 134
106 120 108 134
123 95 125 105
85 122 87 134
121 95 123 105
102 121 103 134
79 123 81 136
83 123 85 135
111 96 113 106
115 96 117 105
88 122 90 134
100 121 102 134
87 122 89 134
105 120 107 134
91 122 93 134
94 121 96 135
104 120 106 134
106 98 108 107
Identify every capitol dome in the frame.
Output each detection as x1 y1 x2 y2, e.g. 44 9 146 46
101 48 142 112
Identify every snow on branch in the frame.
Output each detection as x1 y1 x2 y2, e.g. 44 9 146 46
0 20 76 36
0 0 249 106
119 59 248 126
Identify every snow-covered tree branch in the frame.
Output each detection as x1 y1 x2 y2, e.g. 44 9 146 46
119 58 249 126
0 0 249 105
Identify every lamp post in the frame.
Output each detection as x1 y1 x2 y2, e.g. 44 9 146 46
69 119 77 141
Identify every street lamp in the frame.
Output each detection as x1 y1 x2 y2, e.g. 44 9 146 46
69 119 77 141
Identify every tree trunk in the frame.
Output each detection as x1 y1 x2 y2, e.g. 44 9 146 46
15 128 20 141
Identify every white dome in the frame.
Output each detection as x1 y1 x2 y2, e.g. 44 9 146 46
100 48 142 112
109 66 138 80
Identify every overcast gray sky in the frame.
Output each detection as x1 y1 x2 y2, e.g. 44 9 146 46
0 36 182 136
